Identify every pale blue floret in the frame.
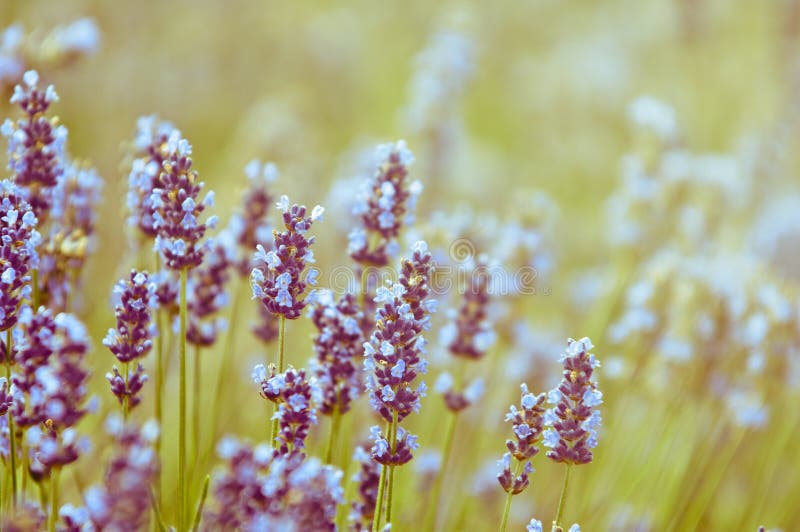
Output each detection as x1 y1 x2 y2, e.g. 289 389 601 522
543 428 560 448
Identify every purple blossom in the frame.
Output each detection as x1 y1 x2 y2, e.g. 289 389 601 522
126 116 178 238
253 365 320 454
2 70 65 220
252 303 280 343
309 290 364 416
504 383 547 462
81 417 160 532
363 241 435 425
0 377 12 416
496 452 533 495
187 236 235 346
250 195 323 320
150 132 216 270
228 159 277 276
543 337 602 465
440 258 495 360
0 180 39 331
204 436 343 530
348 444 380 531
368 425 419 466
348 140 421 267
103 270 157 364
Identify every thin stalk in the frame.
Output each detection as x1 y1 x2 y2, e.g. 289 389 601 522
149 486 168 532
425 410 458 531
500 460 523 532
191 474 210 532
553 465 572 532
270 315 286 443
385 411 399 524
5 328 17 509
178 268 188 531
48 467 60 532
372 462 388 532
192 344 201 466
324 405 341 465
154 253 164 509
32 268 40 308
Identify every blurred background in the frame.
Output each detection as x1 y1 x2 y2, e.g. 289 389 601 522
3 0 800 530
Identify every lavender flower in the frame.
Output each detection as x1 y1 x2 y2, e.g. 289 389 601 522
363 241 435 426
126 116 178 239
0 180 40 331
496 383 546 495
368 425 419 467
2 70 66 220
250 195 323 320
439 259 496 360
204 436 343 530
543 337 602 465
252 303 280 343
348 141 421 267
82 417 159 532
253 365 320 454
228 159 277 276
0 377 12 416
187 236 235 346
102 270 157 409
349 444 380 531
150 133 217 270
309 290 364 416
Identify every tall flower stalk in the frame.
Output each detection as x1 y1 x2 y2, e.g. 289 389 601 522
543 337 602 530
364 241 435 530
150 131 216 530
250 194 323 442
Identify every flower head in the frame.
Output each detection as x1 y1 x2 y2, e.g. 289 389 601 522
229 159 277 276
254 365 320 454
187 235 235 346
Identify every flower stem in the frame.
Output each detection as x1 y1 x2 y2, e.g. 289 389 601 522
5 328 17 509
32 268 40 308
210 280 242 444
386 411 399 525
154 301 164 510
270 315 286 444
191 474 210 532
425 411 458 531
178 268 188 531
325 405 341 464
500 459 523 532
192 344 201 466
372 462 388 532
553 465 572 532
48 467 60 532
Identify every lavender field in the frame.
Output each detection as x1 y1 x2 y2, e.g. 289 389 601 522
1 1 798 531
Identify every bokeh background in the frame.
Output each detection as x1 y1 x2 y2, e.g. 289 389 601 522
3 0 800 530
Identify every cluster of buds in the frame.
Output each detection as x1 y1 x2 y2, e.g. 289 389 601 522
102 270 157 411
150 133 217 270
126 115 177 239
348 444 381 531
187 236 235 346
439 259 496 360
368 425 419 467
250 195 323 319
527 518 580 532
363 241 436 465
78 417 160 531
497 384 546 494
40 162 102 312
253 365 320 454
348 141 422 267
543 338 602 465
309 290 364 416
204 436 343 530
1 70 66 220
228 159 277 276
0 180 40 331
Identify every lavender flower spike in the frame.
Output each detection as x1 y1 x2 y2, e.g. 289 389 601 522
2 70 66 220
228 159 277 276
150 132 216 270
103 270 158 410
348 140 421 267
497 383 546 495
0 180 40 331
543 337 602 465
250 195 323 320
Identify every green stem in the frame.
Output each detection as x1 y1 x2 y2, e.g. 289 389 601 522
154 253 164 511
270 315 286 444
425 411 458 531
5 328 18 509
193 344 201 466
32 268 40 309
324 405 341 465
372 461 388 532
553 465 572 531
500 460 523 532
191 474 210 532
210 280 242 444
48 467 60 532
179 268 188 531
386 411 399 525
